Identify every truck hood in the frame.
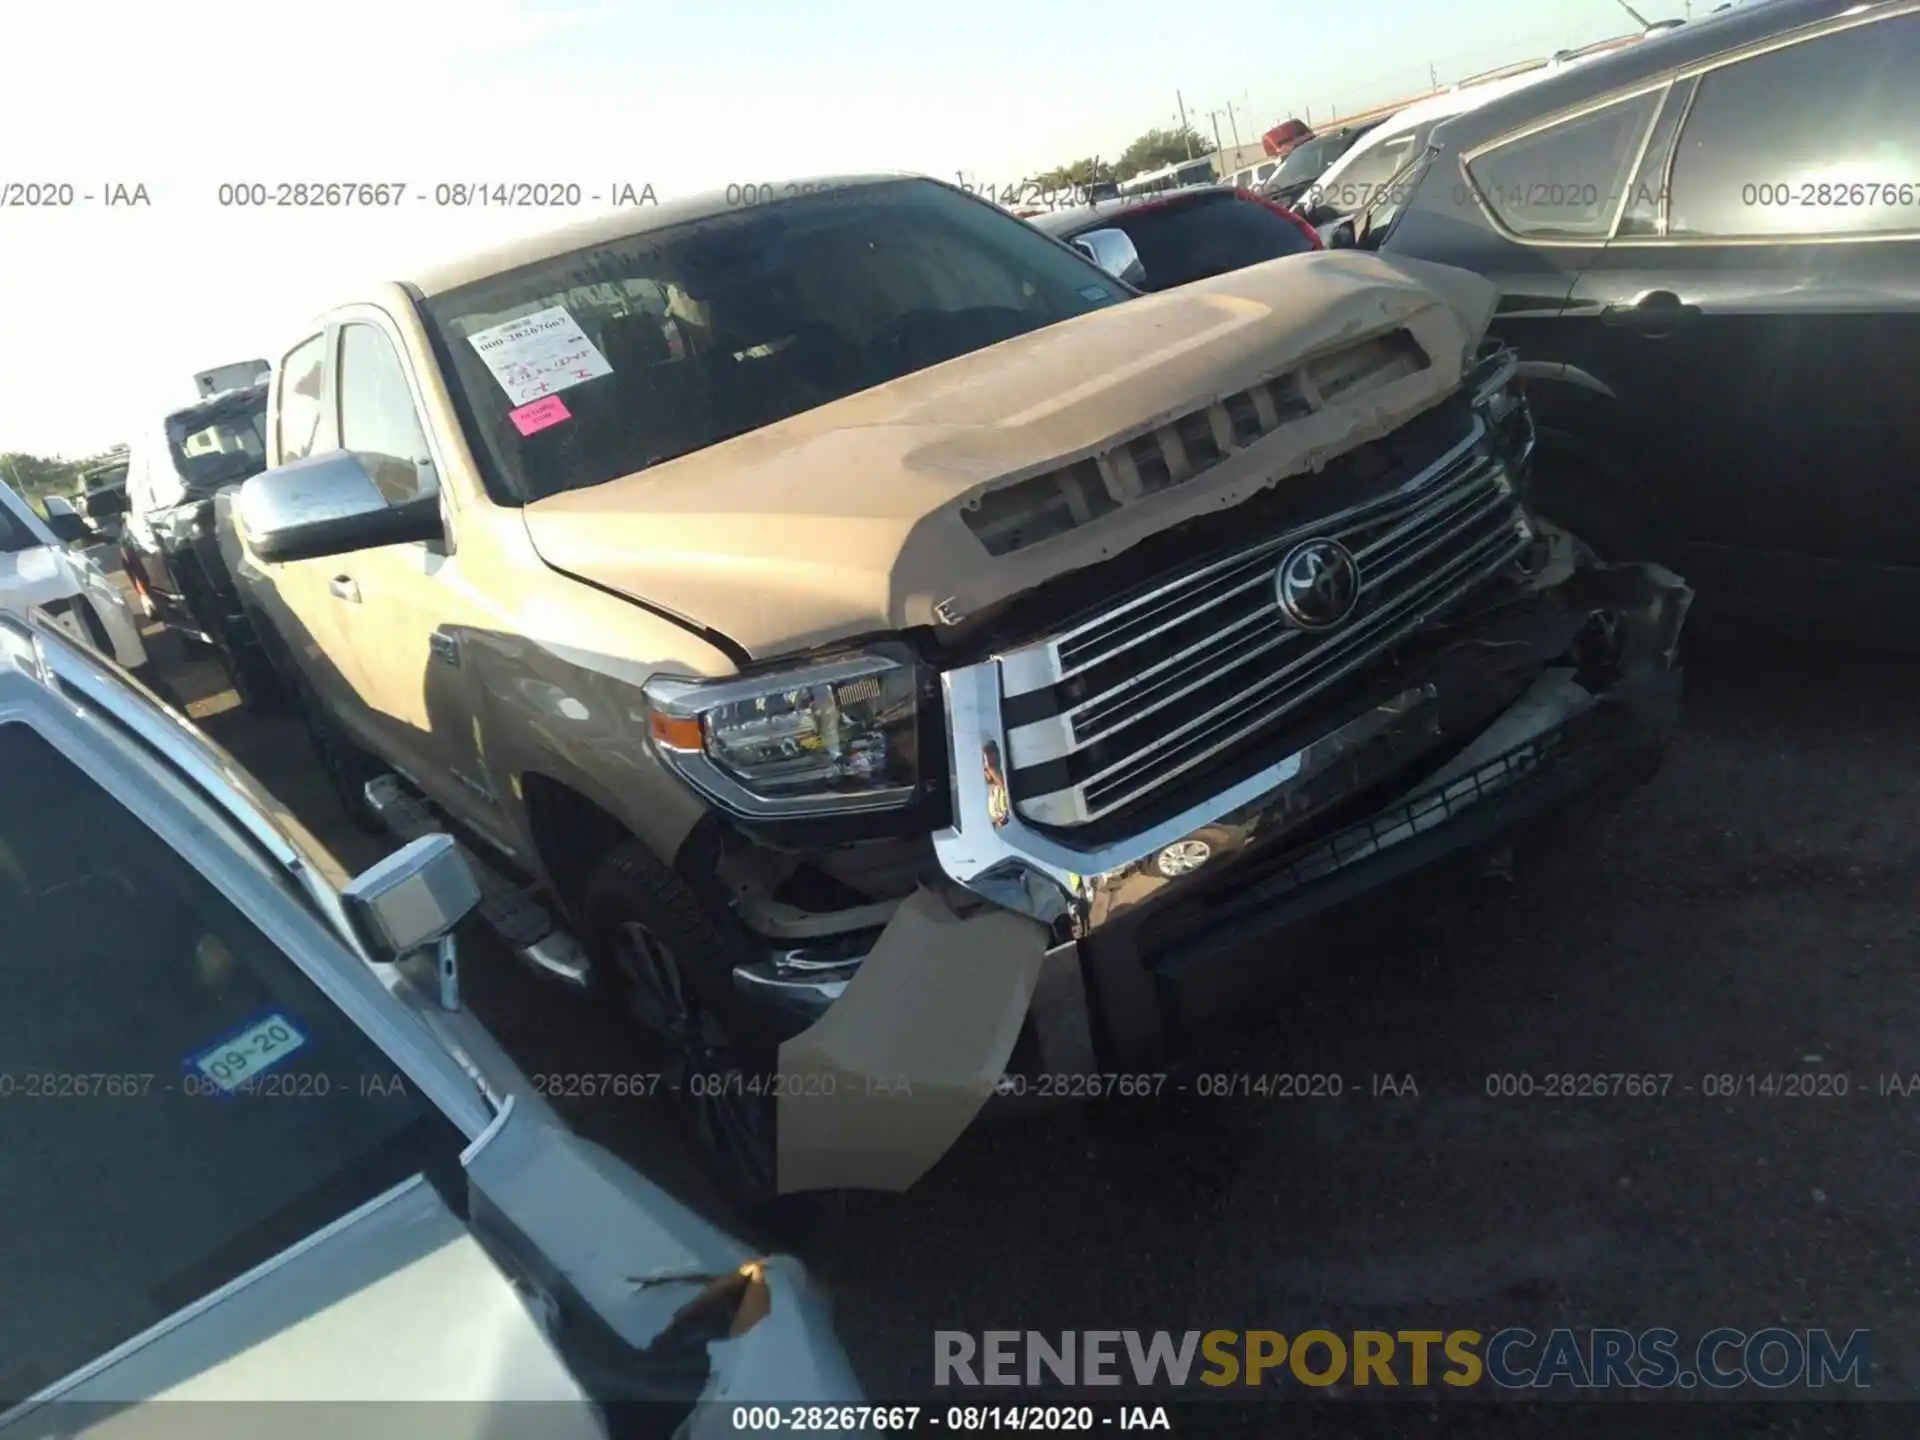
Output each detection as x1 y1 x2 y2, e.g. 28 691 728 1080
522 250 1497 659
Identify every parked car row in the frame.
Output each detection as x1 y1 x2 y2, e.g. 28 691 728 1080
0 478 151 685
34 0 1912 1234
70 454 130 541
116 379 286 703
131 167 1693 1224
1334 0 1920 626
1258 121 1383 209
21 1 1910 1422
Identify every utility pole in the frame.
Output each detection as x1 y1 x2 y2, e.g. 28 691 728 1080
1430 62 1438 89
1225 100 1243 152
1206 109 1226 163
1176 90 1194 156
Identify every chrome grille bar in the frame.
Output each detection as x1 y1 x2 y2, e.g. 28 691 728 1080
999 428 1531 827
1042 419 1490 683
1068 456 1512 743
1079 526 1528 818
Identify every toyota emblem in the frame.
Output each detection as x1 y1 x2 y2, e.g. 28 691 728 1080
1274 538 1362 630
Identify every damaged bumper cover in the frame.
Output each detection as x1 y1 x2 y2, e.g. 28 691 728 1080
775 561 1690 1193
935 560 1690 1065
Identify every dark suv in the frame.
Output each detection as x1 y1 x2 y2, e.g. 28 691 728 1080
120 383 284 698
1350 0 1920 629
72 457 131 539
1030 184 1322 291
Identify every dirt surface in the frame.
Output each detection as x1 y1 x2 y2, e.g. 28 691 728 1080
161 621 1919 1426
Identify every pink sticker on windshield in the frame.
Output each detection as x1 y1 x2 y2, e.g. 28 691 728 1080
509 394 572 435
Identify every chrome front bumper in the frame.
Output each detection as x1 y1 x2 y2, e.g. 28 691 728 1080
737 562 1689 1074
931 562 1694 947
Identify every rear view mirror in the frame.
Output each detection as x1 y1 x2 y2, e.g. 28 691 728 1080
40 496 92 545
1070 228 1147 288
237 450 441 563
84 489 128 520
342 834 481 1008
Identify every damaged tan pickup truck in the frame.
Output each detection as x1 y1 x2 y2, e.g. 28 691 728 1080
224 174 1691 1208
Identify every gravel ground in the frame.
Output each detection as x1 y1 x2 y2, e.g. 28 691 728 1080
168 619 1919 1430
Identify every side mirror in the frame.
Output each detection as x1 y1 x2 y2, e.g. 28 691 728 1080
341 833 481 1009
40 496 92 544
1323 217 1358 250
237 450 441 564
1070 228 1147 288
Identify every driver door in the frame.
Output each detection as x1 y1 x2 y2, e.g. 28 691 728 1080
323 314 500 842
254 329 377 732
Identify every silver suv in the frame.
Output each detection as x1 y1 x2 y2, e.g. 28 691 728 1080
0 613 858 1437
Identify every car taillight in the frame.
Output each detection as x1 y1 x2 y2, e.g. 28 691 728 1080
1237 189 1323 251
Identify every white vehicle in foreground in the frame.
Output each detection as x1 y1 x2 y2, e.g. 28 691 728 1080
0 612 861 1439
0 479 149 678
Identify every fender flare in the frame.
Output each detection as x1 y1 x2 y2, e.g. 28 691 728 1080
1513 359 1618 401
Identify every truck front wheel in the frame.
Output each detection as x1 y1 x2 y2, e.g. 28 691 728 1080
580 839 799 1220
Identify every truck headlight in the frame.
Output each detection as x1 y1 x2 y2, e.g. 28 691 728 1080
641 655 924 817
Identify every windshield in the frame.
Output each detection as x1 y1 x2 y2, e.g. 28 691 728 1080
1111 191 1318 291
83 463 128 493
0 722 464 1397
422 178 1128 504
165 392 269 492
1276 130 1361 186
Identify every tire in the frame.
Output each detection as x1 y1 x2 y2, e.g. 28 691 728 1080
219 626 290 715
580 838 839 1234
1527 426 1683 568
1151 824 1243 880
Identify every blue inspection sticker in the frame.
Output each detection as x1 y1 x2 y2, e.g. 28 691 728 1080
186 1012 309 1094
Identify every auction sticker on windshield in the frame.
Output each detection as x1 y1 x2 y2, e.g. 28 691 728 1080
188 1012 309 1093
509 394 572 435
466 305 613 406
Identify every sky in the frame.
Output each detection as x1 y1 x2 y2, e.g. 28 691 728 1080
0 0 1679 458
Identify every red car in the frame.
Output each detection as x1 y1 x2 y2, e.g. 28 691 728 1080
1260 118 1314 157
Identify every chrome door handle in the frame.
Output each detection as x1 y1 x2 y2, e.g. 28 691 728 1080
330 576 361 603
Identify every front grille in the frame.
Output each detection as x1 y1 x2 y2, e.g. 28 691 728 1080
998 419 1533 827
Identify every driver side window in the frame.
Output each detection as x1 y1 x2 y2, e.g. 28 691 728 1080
277 333 328 464
336 324 437 505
